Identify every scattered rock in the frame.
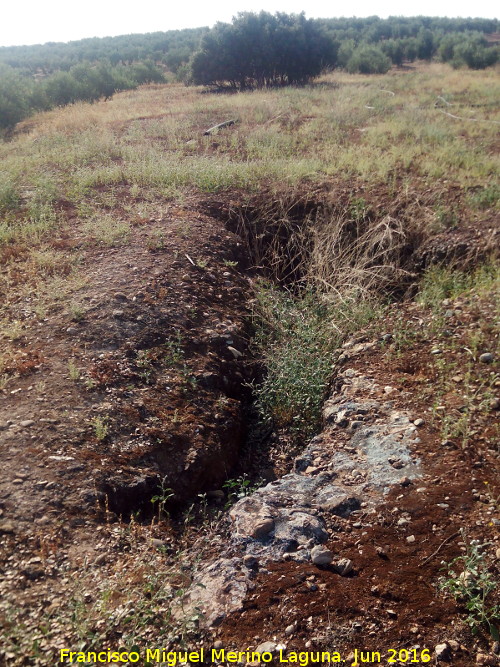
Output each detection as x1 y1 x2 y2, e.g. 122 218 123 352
112 310 125 318
476 653 498 666
310 545 334 566
150 539 166 549
479 353 494 364
0 520 15 534
20 420 35 427
285 623 296 636
386 609 397 618
413 418 424 427
243 554 258 568
333 558 353 576
406 535 416 544
213 641 223 650
227 346 243 359
435 643 451 661
255 642 277 654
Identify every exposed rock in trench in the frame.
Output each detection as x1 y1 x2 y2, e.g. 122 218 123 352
179 367 422 627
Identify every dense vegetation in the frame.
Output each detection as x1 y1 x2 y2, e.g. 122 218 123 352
190 13 336 88
0 14 498 131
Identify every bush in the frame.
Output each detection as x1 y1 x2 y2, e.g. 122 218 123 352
346 45 391 74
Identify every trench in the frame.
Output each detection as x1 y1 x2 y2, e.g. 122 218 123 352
99 187 439 521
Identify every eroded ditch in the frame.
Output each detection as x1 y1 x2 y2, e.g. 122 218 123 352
95 186 444 521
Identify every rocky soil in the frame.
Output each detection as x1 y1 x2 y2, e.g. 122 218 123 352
0 196 499 666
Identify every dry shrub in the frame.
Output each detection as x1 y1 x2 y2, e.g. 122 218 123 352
226 185 430 297
305 211 413 296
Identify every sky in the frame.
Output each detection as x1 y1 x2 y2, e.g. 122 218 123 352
1 0 498 48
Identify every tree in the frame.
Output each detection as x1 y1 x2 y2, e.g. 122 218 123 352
189 12 336 89
0 65 31 130
346 45 391 74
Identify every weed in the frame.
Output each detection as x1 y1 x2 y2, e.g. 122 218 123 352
67 360 81 381
0 178 20 213
439 531 500 639
68 303 85 322
0 373 11 391
468 184 500 210
223 474 261 508
251 282 381 441
91 416 109 441
163 333 184 367
150 476 174 522
223 259 238 268
146 228 166 250
418 263 500 311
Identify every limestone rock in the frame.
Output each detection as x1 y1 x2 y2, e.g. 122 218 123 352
310 545 334 566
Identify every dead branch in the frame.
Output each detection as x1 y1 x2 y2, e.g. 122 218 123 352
203 119 238 136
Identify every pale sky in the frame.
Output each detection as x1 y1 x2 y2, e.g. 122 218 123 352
1 0 498 48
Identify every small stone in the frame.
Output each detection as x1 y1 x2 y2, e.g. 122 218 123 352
150 539 165 549
490 398 500 411
333 558 353 576
250 518 275 540
20 420 35 427
114 292 128 301
495 548 500 560
386 609 397 618
227 346 243 359
476 653 498 666
207 489 225 501
431 348 442 355
112 310 124 318
255 642 277 654
0 520 15 534
492 642 499 656
94 553 107 565
285 623 296 636
243 554 258 568
66 327 77 334
213 641 223 650
406 535 416 544
479 353 494 364
413 418 424 427
310 545 334 566
447 640 460 652
435 643 451 661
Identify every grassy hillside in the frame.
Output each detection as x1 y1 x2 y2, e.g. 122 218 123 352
0 63 498 664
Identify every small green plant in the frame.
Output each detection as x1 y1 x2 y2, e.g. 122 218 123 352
150 476 174 522
91 416 109 441
439 531 500 639
223 259 238 268
468 184 500 210
434 204 459 230
68 303 85 322
67 360 81 381
223 474 261 509
163 334 184 367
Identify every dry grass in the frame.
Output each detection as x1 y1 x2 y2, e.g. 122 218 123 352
0 62 498 362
